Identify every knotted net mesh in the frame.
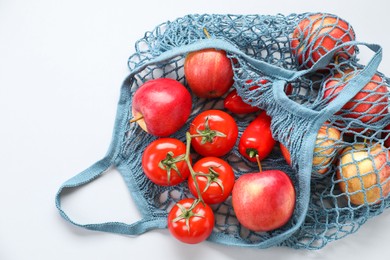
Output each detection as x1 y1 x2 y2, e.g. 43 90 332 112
118 13 390 249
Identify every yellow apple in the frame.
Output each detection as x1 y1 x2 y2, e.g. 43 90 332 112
312 124 342 174
337 143 390 205
280 123 341 175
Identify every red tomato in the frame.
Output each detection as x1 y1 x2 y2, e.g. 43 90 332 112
142 138 190 186
189 110 238 157
188 157 235 204
238 111 276 162
167 198 215 244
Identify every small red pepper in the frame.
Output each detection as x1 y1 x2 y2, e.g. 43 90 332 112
238 111 276 162
224 79 293 115
223 88 261 114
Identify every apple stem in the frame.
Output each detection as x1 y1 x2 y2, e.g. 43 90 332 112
129 115 144 123
334 55 340 65
256 154 262 173
203 27 211 39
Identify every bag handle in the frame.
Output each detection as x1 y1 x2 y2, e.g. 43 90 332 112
55 72 168 235
272 41 382 118
128 37 305 81
55 156 167 235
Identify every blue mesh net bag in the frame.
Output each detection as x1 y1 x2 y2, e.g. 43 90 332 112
55 13 390 249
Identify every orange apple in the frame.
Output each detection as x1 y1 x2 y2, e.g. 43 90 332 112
337 143 390 205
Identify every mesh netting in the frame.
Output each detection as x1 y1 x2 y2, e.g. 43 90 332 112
117 13 390 249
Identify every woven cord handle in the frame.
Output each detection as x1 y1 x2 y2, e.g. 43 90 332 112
55 156 167 235
55 73 168 235
272 41 382 118
127 38 303 81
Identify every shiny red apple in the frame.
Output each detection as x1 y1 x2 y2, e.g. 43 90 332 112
131 78 192 137
184 48 234 98
232 170 295 232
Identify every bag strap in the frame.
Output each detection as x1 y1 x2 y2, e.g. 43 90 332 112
55 72 168 235
271 41 382 118
55 156 167 235
128 38 303 81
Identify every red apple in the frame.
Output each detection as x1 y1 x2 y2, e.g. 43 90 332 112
291 13 355 68
232 170 295 232
337 143 390 205
322 69 388 124
131 78 192 137
184 48 234 98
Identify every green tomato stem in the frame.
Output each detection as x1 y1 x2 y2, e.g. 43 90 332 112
185 132 204 205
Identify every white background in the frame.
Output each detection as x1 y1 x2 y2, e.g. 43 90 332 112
1 0 390 259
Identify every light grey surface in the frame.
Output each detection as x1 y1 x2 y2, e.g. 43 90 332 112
1 0 390 259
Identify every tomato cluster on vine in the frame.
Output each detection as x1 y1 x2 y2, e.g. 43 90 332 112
141 109 242 244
